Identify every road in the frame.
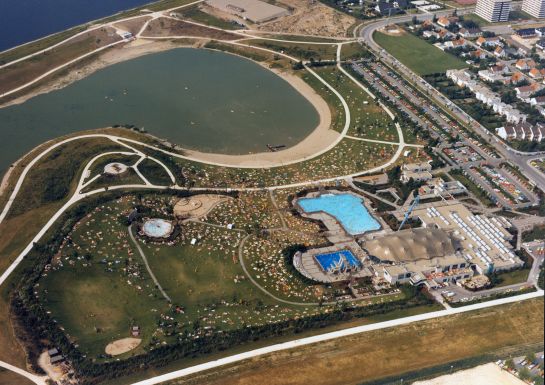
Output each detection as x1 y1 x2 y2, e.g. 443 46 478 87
358 11 545 192
128 290 543 385
0 9 543 385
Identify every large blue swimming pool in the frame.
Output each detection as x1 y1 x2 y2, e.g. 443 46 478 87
315 250 362 272
298 193 380 235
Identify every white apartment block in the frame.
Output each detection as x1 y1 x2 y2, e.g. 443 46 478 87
522 0 545 18
475 0 511 22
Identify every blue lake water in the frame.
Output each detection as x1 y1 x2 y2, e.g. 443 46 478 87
298 193 381 235
0 48 319 176
0 0 153 51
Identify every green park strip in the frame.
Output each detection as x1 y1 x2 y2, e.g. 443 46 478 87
373 31 467 75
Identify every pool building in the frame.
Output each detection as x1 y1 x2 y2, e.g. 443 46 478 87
294 242 371 283
293 192 522 289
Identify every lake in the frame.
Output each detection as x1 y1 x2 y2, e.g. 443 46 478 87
0 48 320 175
0 0 153 51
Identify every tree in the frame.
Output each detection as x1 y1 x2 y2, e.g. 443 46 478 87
518 367 532 381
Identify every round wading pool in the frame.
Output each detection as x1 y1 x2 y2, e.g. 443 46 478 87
142 218 173 238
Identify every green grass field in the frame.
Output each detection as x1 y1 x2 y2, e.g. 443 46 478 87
374 31 467 75
37 196 326 359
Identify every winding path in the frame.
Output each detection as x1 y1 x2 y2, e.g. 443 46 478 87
128 290 544 385
0 8 542 385
128 224 172 303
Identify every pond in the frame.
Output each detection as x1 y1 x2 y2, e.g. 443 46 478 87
0 48 320 175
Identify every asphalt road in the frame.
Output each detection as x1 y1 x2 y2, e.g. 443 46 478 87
358 11 545 192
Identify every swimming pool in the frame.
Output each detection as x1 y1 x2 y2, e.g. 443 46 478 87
298 193 381 235
315 250 362 273
142 218 173 238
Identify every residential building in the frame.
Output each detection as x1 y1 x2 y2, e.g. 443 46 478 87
437 16 451 27
375 0 409 15
475 0 511 22
458 27 482 38
496 122 545 141
529 68 545 79
515 83 541 98
515 28 538 38
476 36 503 47
522 0 545 18
494 46 506 57
423 30 440 38
515 58 537 70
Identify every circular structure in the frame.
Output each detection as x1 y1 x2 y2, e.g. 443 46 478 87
104 162 128 175
142 218 174 238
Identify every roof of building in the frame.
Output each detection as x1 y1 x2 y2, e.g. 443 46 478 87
364 228 455 263
516 28 537 36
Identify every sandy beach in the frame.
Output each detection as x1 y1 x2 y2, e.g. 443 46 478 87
413 363 527 385
1 38 338 169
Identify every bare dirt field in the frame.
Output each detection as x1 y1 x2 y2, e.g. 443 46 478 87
0 369 35 385
413 363 526 385
105 338 142 356
142 17 240 40
168 299 544 385
257 0 355 38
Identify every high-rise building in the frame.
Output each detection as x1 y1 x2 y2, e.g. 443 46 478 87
522 0 545 18
475 0 511 22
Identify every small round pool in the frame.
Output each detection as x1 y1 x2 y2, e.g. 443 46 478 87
142 218 173 238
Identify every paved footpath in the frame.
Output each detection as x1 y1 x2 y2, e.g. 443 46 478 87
130 290 543 385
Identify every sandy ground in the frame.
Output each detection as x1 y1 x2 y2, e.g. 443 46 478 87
38 352 65 383
413 363 527 385
257 0 355 38
174 194 232 218
105 337 142 356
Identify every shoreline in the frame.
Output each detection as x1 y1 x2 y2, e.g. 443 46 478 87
0 39 337 169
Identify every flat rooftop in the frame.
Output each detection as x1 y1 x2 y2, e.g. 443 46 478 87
206 0 290 23
412 203 522 273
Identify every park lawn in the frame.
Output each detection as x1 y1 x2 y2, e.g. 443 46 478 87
82 168 145 192
340 41 370 61
374 31 467 75
495 268 531 287
461 13 492 27
87 153 139 180
39 196 169 358
247 39 339 61
40 266 167 358
6 138 126 218
138 158 173 186
449 171 496 207
304 66 398 141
